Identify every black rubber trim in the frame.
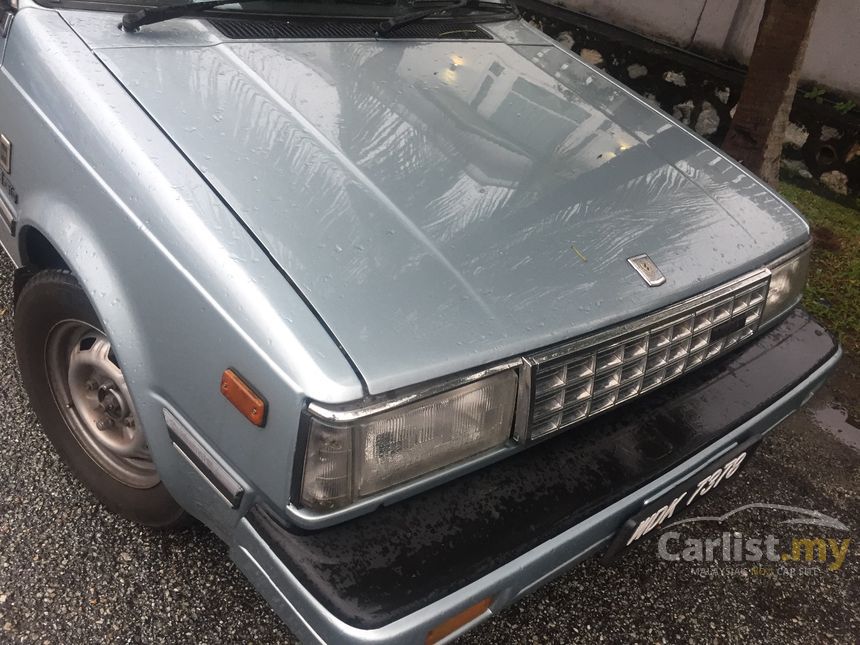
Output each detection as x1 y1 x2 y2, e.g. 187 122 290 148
208 16 494 40
248 309 838 629
164 410 245 508
601 434 763 562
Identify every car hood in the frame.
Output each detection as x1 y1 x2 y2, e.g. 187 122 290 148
86 18 808 394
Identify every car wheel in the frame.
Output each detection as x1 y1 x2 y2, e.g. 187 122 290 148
14 269 187 528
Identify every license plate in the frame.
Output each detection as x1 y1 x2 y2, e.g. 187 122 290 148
603 436 760 561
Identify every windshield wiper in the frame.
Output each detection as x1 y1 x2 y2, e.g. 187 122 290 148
375 0 513 37
121 0 512 33
122 0 266 32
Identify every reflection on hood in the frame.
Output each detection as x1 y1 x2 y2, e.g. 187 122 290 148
94 24 808 393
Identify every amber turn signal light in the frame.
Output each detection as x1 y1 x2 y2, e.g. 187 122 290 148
220 369 267 427
426 597 492 644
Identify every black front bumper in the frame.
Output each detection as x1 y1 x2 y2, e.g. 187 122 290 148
249 309 839 630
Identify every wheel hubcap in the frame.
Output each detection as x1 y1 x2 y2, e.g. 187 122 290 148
46 321 159 489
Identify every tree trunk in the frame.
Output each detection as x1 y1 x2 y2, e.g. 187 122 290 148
721 0 819 186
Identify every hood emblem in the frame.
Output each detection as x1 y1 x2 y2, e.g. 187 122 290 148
628 254 666 287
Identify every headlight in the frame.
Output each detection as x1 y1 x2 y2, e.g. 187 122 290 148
762 242 811 325
300 370 518 511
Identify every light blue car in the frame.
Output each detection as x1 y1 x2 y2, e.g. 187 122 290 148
0 0 841 641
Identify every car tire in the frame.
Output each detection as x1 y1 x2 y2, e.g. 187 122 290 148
14 269 187 528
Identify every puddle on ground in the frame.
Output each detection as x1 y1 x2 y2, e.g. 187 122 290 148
811 403 860 451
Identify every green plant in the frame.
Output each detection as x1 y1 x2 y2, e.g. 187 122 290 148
803 87 826 103
779 182 860 354
834 100 857 115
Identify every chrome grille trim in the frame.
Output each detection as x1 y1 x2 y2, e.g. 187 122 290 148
523 268 771 441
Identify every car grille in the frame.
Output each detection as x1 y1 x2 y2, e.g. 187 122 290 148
524 269 771 441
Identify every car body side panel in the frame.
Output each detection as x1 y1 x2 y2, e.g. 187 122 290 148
0 8 364 520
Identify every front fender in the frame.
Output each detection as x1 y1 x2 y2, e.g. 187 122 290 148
0 7 363 530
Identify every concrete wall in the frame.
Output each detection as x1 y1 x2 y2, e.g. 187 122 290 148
556 0 860 97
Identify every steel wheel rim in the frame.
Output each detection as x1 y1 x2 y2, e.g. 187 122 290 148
45 320 159 489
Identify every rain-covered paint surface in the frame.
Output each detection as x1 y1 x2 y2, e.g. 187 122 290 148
89 18 810 394
812 403 860 451
0 9 845 644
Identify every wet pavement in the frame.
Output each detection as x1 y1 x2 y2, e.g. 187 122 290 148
0 255 858 643
812 403 860 451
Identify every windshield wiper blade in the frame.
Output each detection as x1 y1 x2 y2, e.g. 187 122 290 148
122 0 511 34
122 0 258 32
375 0 512 37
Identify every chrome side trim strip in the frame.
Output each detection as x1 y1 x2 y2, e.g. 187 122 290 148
0 197 15 235
164 408 245 508
0 134 10 173
768 238 813 269
512 356 535 443
308 357 523 423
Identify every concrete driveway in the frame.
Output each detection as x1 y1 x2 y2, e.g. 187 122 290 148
0 257 857 644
